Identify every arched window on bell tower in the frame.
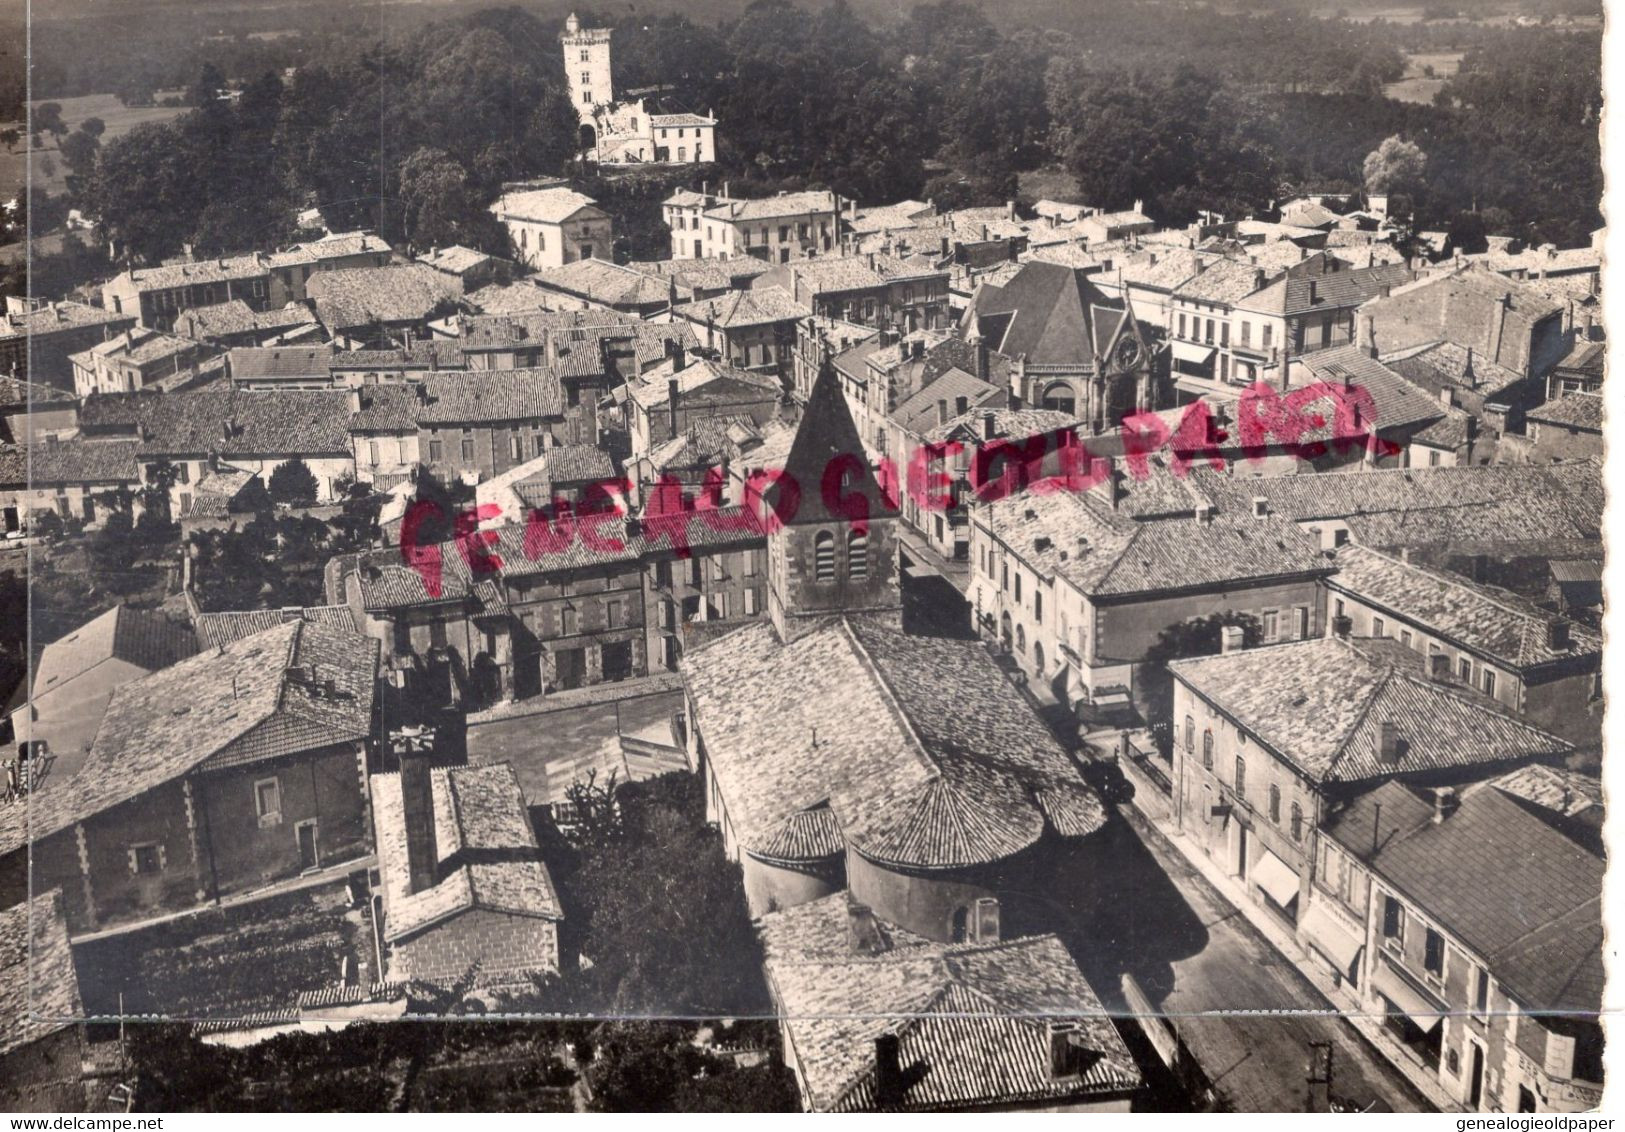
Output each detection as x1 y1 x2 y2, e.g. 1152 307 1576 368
814 530 836 582
847 529 868 580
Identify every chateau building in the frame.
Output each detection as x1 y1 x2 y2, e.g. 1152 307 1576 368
561 14 718 166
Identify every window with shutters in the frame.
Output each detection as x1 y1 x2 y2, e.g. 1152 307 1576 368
1202 729 1213 769
1372 616 1384 637
254 777 282 827
847 529 867 579
1184 715 1195 752
1458 656 1472 682
129 842 165 875
1290 801 1303 842
744 587 758 615
1234 756 1246 798
1482 669 1496 697
1382 894 1405 948
814 530 836 582
1268 784 1280 823
1473 967 1490 1017
461 434 475 463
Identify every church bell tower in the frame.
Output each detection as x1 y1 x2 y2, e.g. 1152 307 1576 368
766 361 902 643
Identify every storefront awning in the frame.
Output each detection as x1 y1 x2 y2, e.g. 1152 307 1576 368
1253 849 1301 907
1300 902 1365 973
1171 341 1216 365
1371 962 1446 1032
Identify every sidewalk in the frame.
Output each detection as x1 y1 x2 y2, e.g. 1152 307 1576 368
1125 794 1463 1113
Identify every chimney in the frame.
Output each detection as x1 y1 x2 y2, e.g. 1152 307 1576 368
347 387 362 414
1221 625 1245 654
1251 496 1268 517
1049 1023 1084 1079
846 902 887 956
1194 502 1215 525
667 378 681 435
400 754 440 895
1547 618 1571 651
1439 386 1455 408
1378 720 1402 763
982 412 997 442
1358 314 1377 358
874 1034 904 1107
974 339 989 381
939 234 951 259
936 399 949 426
1006 199 1017 222
1432 786 1458 824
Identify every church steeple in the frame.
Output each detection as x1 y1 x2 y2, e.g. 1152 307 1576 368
767 361 901 643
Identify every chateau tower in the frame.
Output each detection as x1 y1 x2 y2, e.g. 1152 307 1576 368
560 13 614 123
766 360 902 643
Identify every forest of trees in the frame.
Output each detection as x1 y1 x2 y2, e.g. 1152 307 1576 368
19 0 1606 286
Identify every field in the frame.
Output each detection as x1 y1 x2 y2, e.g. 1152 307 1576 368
1 93 188 201
1383 49 1466 103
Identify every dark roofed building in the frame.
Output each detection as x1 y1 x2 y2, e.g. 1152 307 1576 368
0 890 90 1111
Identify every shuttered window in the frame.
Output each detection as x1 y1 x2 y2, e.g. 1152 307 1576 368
814 530 835 582
847 529 867 580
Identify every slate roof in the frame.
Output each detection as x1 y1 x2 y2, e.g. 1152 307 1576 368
192 606 358 649
759 896 1139 1112
980 489 1330 600
79 388 354 456
672 286 808 328
1324 781 1602 1013
307 265 455 330
1327 545 1600 670
492 188 602 224
1170 637 1571 786
0 890 82 1059
1238 262 1413 316
1527 392 1603 431
416 369 565 424
32 605 197 697
684 615 1104 869
969 261 1123 366
372 763 561 943
0 621 377 855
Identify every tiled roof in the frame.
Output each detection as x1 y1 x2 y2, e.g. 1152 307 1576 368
174 301 317 342
1170 637 1570 785
980 489 1329 599
0 890 82 1058
192 606 358 649
1175 259 1268 305
307 265 455 330
544 442 615 483
890 367 1003 436
70 327 197 369
1465 242 1600 277
1490 764 1602 819
672 286 808 328
0 375 74 409
1191 459 1602 549
649 112 714 127
24 438 140 484
1279 200 1341 228
758 896 1138 1112
1382 340 1525 399
492 188 602 224
32 605 196 697
463 281 553 315
1295 344 1446 436
416 245 496 274
372 763 561 943
1 299 130 339
80 388 354 456
347 384 420 432
925 406 1078 444
417 368 565 424
330 340 464 371
1328 545 1599 669
1238 262 1413 316
1324 781 1602 1012
1112 247 1206 292
1527 391 1603 431
704 190 839 223
529 258 671 307
1553 337 1605 376
265 231 392 267
118 253 268 291
227 345 334 381
627 357 779 410
684 615 1103 868
0 621 377 855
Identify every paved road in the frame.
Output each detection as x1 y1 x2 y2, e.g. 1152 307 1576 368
1050 804 1432 1112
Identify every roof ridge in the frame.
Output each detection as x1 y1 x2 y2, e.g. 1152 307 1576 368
1358 545 1566 628
838 619 940 781
1324 645 1393 776
1382 666 1570 748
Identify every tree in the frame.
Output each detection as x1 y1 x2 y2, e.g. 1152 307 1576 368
1362 135 1427 195
33 102 66 138
268 457 319 507
1138 612 1264 752
59 127 99 178
80 116 106 139
138 458 181 521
